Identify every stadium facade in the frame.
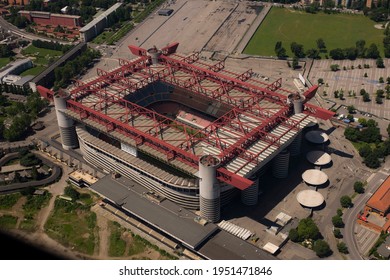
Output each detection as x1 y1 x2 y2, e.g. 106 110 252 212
38 43 333 222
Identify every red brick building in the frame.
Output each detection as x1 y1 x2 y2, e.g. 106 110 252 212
8 0 30 5
358 176 390 233
365 177 390 217
19 11 81 27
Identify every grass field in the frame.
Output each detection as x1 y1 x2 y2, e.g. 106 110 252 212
0 193 21 210
108 221 126 257
0 57 10 69
20 66 46 77
45 199 97 255
0 215 18 230
244 8 385 57
21 45 63 57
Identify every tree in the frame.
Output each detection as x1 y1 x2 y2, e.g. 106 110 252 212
362 92 370 102
313 240 332 258
376 96 383 104
366 43 380 59
316 38 326 51
367 119 378 127
318 78 324 84
64 186 80 201
332 215 344 228
333 229 342 239
337 242 349 254
365 153 381 169
340 195 353 208
289 228 299 242
344 127 359 142
306 48 320 59
347 105 356 114
330 64 339 71
290 42 305 58
377 57 385 68
31 165 41 181
359 143 372 158
356 39 366 57
329 48 345 60
292 57 299 69
337 208 343 217
354 181 365 193
297 218 320 240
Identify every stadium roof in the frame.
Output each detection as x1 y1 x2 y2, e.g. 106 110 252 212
37 42 334 190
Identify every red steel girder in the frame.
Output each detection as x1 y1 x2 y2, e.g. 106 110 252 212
160 54 288 105
266 77 282 92
65 97 253 189
161 42 179 55
304 103 335 120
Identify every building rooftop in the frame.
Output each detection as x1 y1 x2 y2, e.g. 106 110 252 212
366 176 390 214
306 150 332 166
296 189 325 208
302 169 328 186
305 130 329 144
68 169 98 185
79 3 122 32
19 10 81 19
90 174 217 250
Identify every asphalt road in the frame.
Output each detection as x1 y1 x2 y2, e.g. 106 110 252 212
343 170 389 260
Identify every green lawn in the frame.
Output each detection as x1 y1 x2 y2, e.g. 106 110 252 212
92 30 115 45
244 8 385 57
108 221 126 257
0 57 10 69
0 215 18 230
21 45 62 57
45 199 97 255
19 66 46 77
0 193 21 210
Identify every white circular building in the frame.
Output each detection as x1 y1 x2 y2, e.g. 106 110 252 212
305 130 329 144
306 151 332 166
302 169 328 186
296 190 325 208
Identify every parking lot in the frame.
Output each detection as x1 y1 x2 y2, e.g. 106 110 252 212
309 59 390 120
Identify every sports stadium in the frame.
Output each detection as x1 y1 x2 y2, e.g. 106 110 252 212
37 43 333 223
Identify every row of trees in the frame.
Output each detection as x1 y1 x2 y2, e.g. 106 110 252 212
274 39 382 61
329 41 380 60
54 48 101 89
32 40 72 54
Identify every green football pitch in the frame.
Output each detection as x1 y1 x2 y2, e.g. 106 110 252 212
244 7 385 57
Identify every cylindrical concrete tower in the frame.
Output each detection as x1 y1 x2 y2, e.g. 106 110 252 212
272 149 290 178
54 91 78 150
199 155 220 223
288 93 306 114
241 180 258 206
148 46 161 65
289 132 302 156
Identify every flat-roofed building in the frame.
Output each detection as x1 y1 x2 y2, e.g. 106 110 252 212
365 176 390 217
19 11 81 27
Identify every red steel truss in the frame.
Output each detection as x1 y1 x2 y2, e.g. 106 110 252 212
37 43 334 190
